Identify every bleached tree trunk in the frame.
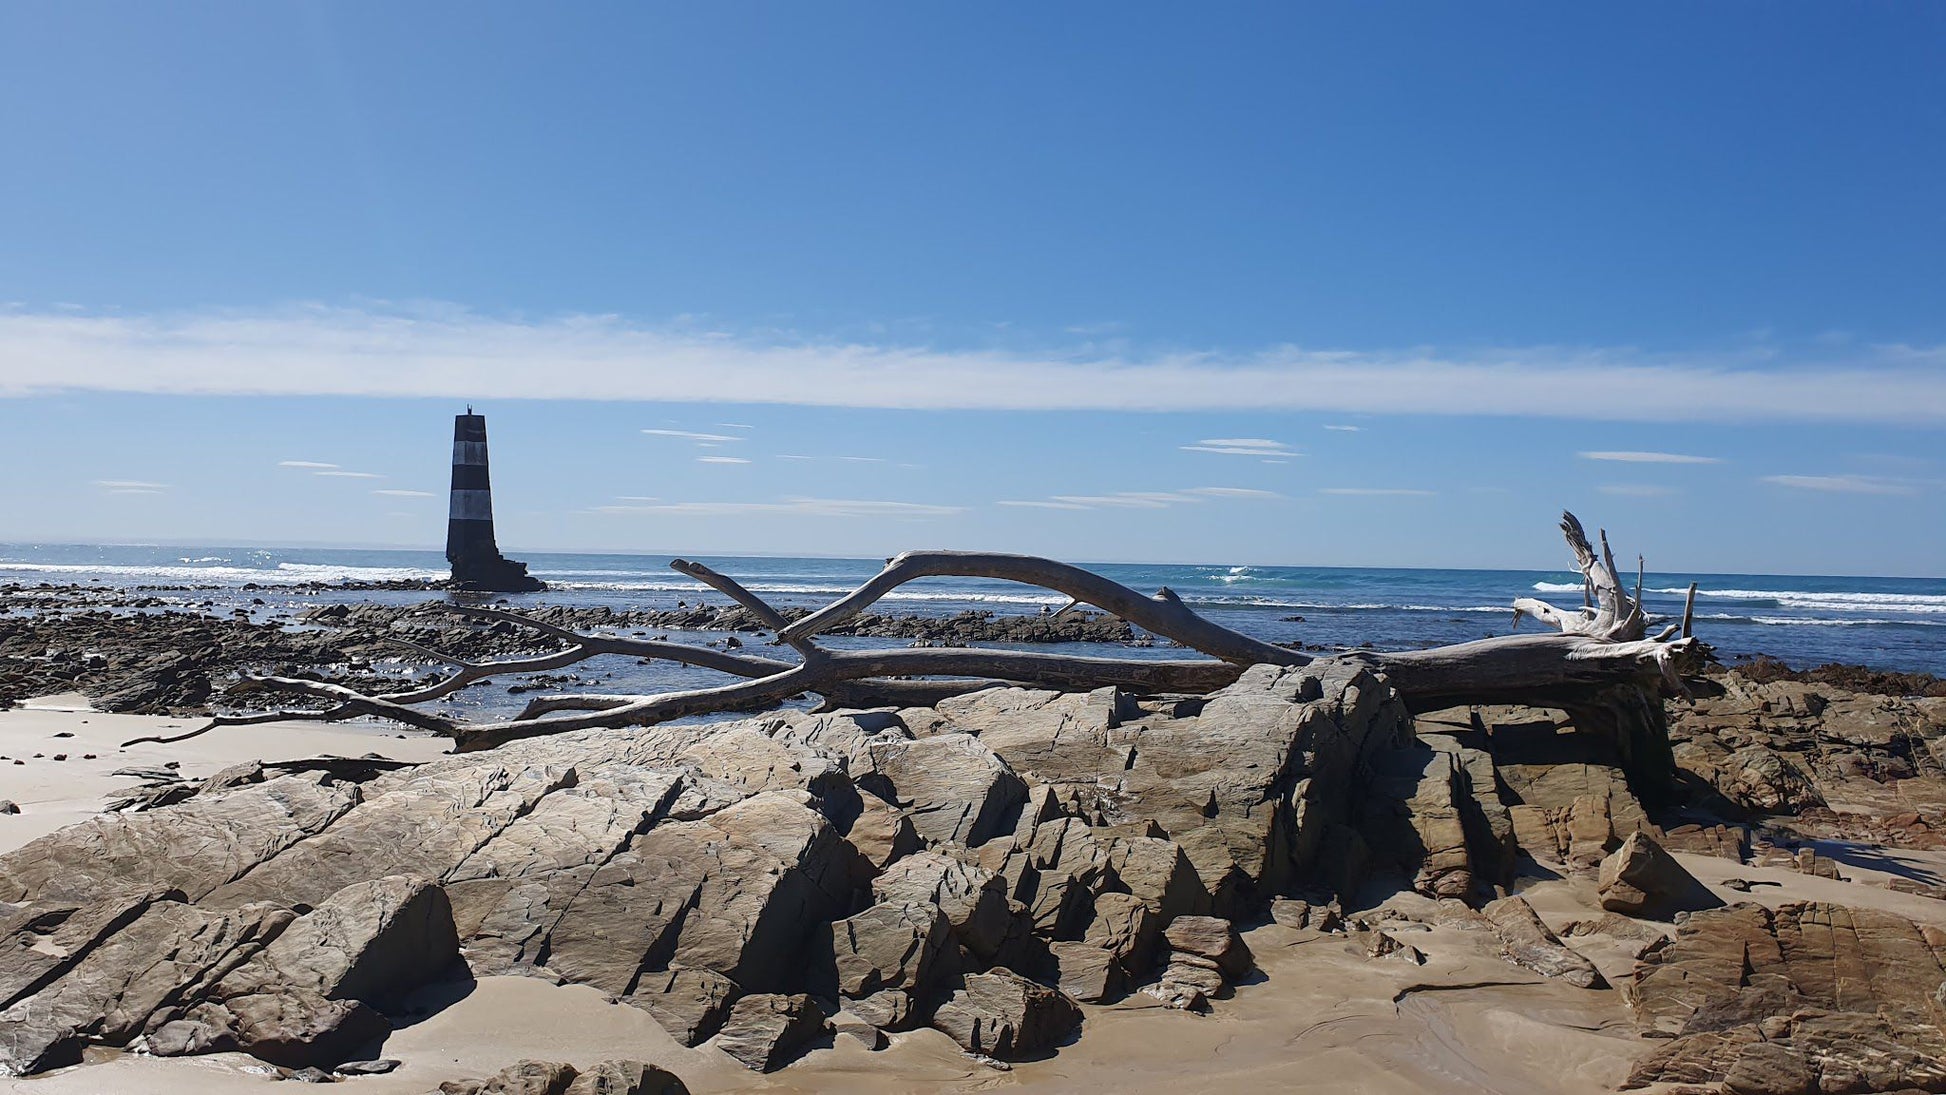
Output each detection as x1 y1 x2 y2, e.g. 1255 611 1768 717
151 512 1703 796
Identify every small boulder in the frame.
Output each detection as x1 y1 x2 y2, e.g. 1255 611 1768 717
823 902 951 998
564 1060 691 1095
1597 833 1723 919
627 966 738 1047
847 988 913 1032
194 991 388 1069
829 1011 888 1050
1161 915 1253 978
931 970 1081 1060
1365 931 1426 965
1048 940 1125 1003
1146 953 1226 1010
871 852 1014 961
709 993 828 1072
435 1059 578 1094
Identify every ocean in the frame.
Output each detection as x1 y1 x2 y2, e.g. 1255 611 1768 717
3 543 1941 683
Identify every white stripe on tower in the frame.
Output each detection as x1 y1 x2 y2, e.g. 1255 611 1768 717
453 440 489 466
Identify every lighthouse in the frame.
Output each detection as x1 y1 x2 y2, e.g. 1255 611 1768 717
445 409 545 592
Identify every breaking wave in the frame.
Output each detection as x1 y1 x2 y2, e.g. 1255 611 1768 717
0 561 445 585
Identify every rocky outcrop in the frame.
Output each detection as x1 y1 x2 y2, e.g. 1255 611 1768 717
1622 901 1946 1094
0 662 1450 1074
1672 670 1946 828
36 659 1925 1081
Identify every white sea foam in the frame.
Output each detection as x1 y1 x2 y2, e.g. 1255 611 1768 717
0 561 445 585
1695 612 1944 628
1535 580 1946 616
1652 587 1946 614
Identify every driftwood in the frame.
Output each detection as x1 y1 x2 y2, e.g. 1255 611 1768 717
154 511 1704 793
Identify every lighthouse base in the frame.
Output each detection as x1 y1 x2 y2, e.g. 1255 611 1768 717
448 547 547 593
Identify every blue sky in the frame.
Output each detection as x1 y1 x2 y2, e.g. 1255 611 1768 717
1 4 1942 573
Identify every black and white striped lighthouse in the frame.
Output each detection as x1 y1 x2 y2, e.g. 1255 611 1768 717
444 409 545 592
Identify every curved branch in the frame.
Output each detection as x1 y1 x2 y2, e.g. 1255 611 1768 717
777 551 1305 667
226 677 461 736
669 558 823 658
434 605 797 677
380 639 595 704
453 665 821 750
453 648 1241 747
119 705 359 748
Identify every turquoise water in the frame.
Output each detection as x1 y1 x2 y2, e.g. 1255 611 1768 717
2 542 1942 676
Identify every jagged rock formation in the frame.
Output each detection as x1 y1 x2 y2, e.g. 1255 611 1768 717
0 661 1443 1075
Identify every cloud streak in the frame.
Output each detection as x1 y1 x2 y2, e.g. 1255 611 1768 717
1181 437 1299 457
1578 451 1723 464
594 497 964 518
3 304 1943 423
998 486 1285 510
93 479 168 494
1760 474 1916 495
642 428 745 443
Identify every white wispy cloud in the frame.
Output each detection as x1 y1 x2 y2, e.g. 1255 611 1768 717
1053 494 1174 509
643 428 744 443
1186 486 1283 499
8 303 1942 422
1322 424 1362 432
1599 484 1678 497
93 479 168 493
1320 488 1435 496
697 456 752 464
1760 474 1915 495
1007 486 1285 511
594 497 964 518
278 460 339 469
372 488 436 497
1182 437 1300 457
1577 451 1723 464
314 470 384 479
